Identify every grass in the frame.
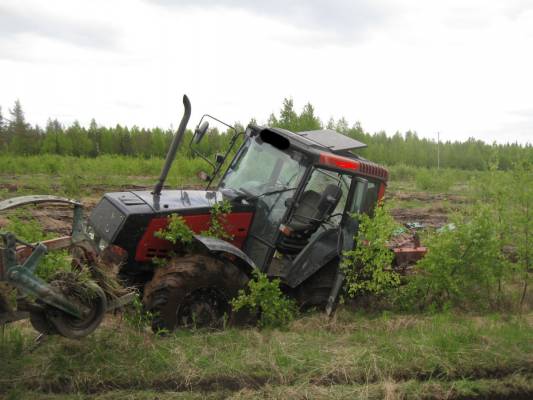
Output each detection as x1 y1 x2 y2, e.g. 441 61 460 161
0 310 532 399
0 154 209 199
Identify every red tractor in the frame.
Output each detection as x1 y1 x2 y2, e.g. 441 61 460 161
1 95 425 336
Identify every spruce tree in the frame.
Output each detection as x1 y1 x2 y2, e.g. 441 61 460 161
8 100 35 154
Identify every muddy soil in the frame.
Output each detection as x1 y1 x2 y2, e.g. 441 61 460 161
389 191 468 203
390 206 449 228
387 190 467 229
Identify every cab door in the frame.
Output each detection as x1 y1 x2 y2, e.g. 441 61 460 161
326 176 380 314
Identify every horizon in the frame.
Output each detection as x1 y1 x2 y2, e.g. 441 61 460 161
0 98 531 148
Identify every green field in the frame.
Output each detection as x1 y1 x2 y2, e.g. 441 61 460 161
0 156 531 400
2 311 532 399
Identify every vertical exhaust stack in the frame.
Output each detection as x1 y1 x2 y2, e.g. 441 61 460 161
153 95 192 196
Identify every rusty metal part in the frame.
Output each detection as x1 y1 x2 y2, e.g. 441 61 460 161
393 246 427 270
143 254 248 332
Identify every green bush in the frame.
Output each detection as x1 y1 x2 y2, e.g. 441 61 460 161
415 168 453 192
402 206 507 311
231 270 298 329
154 213 194 245
124 293 154 331
388 163 418 181
341 206 400 297
200 200 233 240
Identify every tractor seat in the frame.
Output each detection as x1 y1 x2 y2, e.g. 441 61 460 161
277 184 342 255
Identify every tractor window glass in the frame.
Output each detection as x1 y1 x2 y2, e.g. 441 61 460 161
350 180 378 215
220 136 306 197
301 168 350 226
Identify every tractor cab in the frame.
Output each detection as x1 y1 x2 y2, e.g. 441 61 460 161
214 125 389 290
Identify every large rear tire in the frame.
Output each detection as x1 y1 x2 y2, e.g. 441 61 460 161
143 254 249 333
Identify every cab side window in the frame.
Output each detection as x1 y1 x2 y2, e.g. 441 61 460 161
350 179 379 215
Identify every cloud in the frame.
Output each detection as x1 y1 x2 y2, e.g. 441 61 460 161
0 5 117 50
148 0 394 43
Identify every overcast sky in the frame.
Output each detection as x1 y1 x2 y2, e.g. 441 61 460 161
1 0 532 144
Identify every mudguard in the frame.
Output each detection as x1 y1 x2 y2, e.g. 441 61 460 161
0 195 82 212
193 235 257 277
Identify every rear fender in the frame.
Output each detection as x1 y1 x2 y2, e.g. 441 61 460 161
193 235 257 277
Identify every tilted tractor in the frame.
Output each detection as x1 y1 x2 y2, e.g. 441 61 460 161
0 95 426 337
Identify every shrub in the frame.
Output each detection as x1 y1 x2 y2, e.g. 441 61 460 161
124 293 154 332
415 168 453 192
388 163 418 181
155 200 234 246
341 206 400 297
402 205 507 311
231 270 298 329
154 214 194 245
201 200 233 240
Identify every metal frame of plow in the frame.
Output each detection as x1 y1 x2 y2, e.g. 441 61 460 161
0 196 91 324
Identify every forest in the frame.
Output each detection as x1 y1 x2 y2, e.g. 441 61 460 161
0 99 531 171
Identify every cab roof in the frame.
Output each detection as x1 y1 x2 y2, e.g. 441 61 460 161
266 127 367 154
298 129 367 152
250 125 389 182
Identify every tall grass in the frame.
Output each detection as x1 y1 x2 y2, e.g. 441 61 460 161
0 155 209 179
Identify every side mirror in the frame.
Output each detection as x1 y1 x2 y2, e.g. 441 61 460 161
215 153 225 165
193 121 209 144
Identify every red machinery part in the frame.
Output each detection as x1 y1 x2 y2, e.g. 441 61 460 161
135 212 253 262
392 246 427 266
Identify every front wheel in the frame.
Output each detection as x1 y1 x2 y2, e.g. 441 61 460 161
143 254 249 333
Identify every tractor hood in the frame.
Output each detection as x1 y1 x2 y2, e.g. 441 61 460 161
89 190 223 244
131 190 223 213
99 189 223 215
88 189 255 246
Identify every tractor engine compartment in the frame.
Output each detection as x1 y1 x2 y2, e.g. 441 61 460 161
88 190 255 265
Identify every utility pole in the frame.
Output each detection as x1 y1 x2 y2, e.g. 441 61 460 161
437 131 440 170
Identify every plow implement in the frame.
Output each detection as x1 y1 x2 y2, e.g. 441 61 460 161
0 196 133 339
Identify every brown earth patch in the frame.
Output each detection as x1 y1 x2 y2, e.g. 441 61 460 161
390 207 448 228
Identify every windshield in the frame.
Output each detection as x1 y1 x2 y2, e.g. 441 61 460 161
219 135 306 196
220 135 308 268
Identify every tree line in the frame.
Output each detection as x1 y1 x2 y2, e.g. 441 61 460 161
0 99 531 171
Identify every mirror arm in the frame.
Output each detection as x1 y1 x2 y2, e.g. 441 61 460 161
206 130 243 189
188 134 217 170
